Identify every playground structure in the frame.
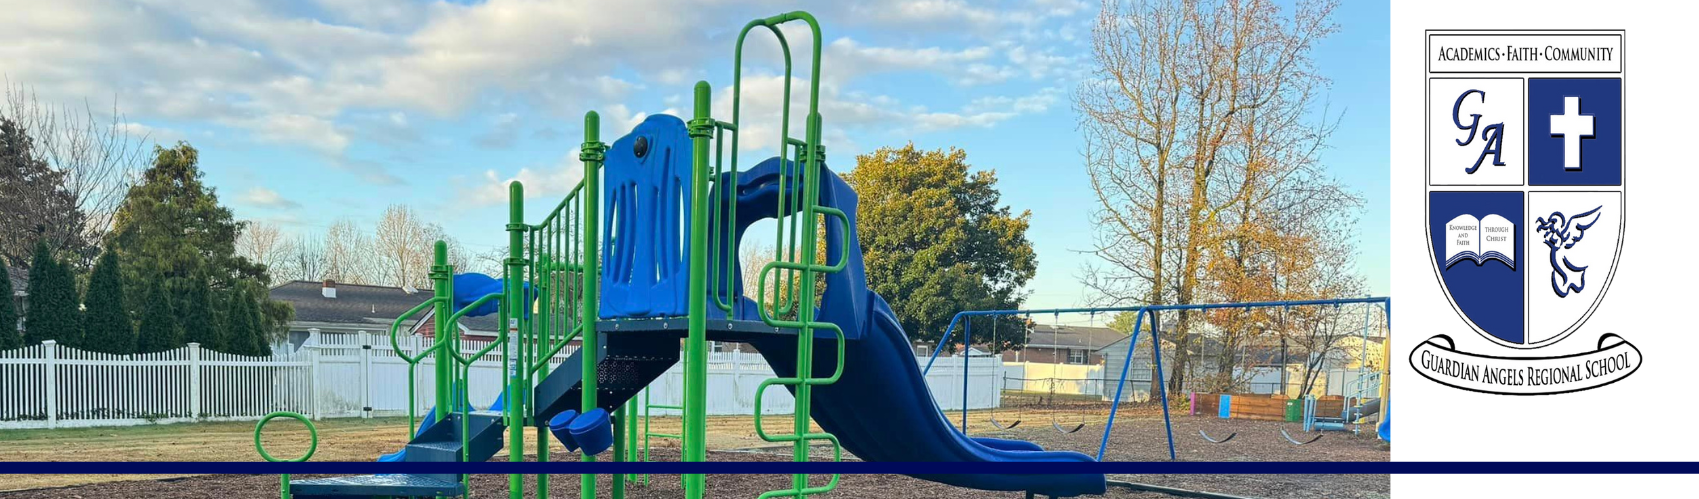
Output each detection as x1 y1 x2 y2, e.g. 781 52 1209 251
244 11 1392 499
254 11 1104 499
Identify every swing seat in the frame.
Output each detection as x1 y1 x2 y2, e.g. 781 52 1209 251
1052 421 1086 434
1197 430 1235 444
1280 428 1324 445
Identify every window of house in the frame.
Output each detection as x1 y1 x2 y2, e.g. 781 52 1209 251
1068 349 1087 365
711 341 724 353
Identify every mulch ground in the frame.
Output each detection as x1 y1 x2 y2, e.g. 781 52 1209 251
0 405 1387 499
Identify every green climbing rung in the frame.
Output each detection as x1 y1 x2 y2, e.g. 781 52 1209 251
649 404 685 410
649 432 683 439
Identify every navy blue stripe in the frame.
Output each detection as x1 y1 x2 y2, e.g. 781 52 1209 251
2 462 1698 474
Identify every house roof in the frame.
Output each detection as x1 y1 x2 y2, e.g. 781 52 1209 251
1093 329 1222 355
1025 324 1128 350
269 280 500 331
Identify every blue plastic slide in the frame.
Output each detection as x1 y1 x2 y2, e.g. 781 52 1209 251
730 155 1105 497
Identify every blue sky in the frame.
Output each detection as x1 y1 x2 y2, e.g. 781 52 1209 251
5 0 1387 322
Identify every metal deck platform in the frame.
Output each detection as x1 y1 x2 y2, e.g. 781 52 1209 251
597 317 800 340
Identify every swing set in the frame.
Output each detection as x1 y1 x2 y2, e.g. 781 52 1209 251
923 297 1391 461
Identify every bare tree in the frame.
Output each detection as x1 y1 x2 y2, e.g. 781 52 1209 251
1074 0 1346 394
324 219 374 284
280 233 326 282
740 242 776 304
469 246 509 277
2 79 150 269
420 222 471 277
374 204 431 288
237 221 285 272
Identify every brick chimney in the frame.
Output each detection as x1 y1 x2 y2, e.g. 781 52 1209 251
322 279 337 299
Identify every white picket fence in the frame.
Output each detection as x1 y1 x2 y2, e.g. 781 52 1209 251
1000 362 1108 396
0 333 1005 429
0 340 315 429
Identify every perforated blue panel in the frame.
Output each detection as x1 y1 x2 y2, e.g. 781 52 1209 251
600 114 692 319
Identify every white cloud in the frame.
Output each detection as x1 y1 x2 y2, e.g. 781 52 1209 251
0 0 1094 189
475 112 523 149
1007 44 1077 79
464 151 587 207
241 187 303 210
252 113 350 154
330 157 406 186
965 87 1064 115
840 0 1088 32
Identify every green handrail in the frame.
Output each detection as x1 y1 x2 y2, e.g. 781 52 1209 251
528 322 584 375
529 164 589 499
387 296 446 436
445 293 505 366
439 290 509 467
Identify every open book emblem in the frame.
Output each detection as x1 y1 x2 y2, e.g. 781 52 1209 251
1443 214 1515 269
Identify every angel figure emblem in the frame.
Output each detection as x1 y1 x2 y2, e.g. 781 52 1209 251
1535 206 1602 298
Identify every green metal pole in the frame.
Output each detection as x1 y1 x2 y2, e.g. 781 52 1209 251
537 426 550 499
618 397 632 478
432 241 451 423
579 111 606 499
537 253 550 499
611 412 625 499
683 80 713 499
792 111 824 499
506 182 526 499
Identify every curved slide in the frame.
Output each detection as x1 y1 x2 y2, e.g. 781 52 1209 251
728 154 1105 497
750 293 1104 497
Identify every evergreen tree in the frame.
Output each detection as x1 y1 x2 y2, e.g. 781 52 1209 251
22 240 81 347
0 258 19 350
109 143 288 353
110 143 267 311
179 275 222 351
223 286 256 355
135 279 183 354
79 249 133 354
245 288 272 357
219 288 241 354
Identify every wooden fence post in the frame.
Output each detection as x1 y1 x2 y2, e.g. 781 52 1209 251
42 340 57 429
188 342 202 421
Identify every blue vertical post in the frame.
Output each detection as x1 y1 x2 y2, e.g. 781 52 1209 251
1096 308 1145 461
1148 312 1176 461
961 319 971 432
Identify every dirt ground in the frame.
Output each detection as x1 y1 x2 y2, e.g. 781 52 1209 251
0 404 1387 499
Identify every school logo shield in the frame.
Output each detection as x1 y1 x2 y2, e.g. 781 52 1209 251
1428 78 1624 348
1417 30 1638 395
